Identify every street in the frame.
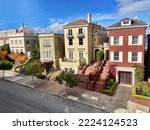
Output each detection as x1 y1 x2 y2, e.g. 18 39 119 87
0 79 104 113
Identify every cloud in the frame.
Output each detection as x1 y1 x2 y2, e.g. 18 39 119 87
116 0 150 17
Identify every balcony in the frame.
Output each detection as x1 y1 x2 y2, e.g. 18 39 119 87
104 42 109 48
77 32 85 38
67 33 74 38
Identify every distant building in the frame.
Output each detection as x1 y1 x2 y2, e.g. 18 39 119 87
107 18 148 85
39 33 64 68
0 29 17 47
60 13 106 72
8 25 38 53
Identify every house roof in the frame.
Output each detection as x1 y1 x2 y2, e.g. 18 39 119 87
63 20 89 27
108 18 147 28
63 19 102 28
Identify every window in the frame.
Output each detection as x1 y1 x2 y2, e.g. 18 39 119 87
19 40 22 45
114 37 119 45
123 21 129 25
49 51 51 58
69 39 73 45
26 40 29 44
43 51 45 58
132 36 138 44
79 51 83 59
15 40 18 45
79 38 83 45
132 52 138 62
94 38 96 42
11 40 14 45
69 51 73 60
79 28 83 34
68 29 72 35
46 51 49 58
114 52 119 61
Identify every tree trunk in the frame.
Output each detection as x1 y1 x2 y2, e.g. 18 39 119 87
31 75 34 84
3 70 4 78
65 85 68 96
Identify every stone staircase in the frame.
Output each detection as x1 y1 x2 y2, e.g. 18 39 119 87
94 60 110 92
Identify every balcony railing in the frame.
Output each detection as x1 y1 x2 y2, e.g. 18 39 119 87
77 32 85 38
66 33 74 38
104 42 109 48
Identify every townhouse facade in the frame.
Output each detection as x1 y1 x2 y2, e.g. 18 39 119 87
0 29 17 47
39 33 64 68
8 25 38 53
60 14 106 72
107 18 147 85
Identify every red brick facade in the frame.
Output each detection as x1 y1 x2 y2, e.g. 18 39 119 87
109 28 145 67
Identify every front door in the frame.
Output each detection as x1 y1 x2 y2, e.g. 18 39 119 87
119 72 132 84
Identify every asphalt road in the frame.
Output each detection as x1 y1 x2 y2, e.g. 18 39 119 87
0 79 105 113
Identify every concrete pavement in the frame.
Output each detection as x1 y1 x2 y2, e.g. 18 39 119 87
0 70 132 113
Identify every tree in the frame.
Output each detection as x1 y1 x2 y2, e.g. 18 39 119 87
0 44 10 53
30 40 40 60
96 49 104 61
0 60 13 78
134 64 144 82
55 68 79 96
24 61 42 83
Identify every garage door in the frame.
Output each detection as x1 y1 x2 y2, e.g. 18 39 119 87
119 72 132 84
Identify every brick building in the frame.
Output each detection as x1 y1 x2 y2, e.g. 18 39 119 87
107 18 147 85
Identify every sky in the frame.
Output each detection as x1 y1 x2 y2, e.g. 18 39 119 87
0 0 150 33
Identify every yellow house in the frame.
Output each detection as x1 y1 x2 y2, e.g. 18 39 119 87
59 14 106 72
39 33 64 68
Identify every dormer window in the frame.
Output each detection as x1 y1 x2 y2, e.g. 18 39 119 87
121 20 131 26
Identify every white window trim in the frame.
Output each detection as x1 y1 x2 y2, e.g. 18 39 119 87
128 35 143 46
128 52 142 63
110 36 123 46
110 51 123 62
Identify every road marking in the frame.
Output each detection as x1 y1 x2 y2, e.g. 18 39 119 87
65 106 69 113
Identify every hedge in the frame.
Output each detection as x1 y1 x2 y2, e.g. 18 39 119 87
132 86 150 100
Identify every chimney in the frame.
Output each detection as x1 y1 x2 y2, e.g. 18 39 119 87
87 13 91 23
133 16 138 20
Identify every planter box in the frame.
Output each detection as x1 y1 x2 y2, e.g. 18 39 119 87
103 82 117 96
131 87 150 107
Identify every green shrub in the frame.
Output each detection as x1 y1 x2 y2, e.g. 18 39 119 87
135 82 150 97
78 62 87 70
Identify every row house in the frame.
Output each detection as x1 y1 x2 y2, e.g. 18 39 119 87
8 25 38 54
60 14 106 72
107 18 148 85
39 33 64 68
0 29 17 47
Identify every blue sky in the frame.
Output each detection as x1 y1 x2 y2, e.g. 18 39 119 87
0 0 150 33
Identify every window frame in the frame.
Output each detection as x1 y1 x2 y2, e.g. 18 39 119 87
69 39 73 45
69 51 73 60
114 52 119 61
114 37 119 45
132 52 138 62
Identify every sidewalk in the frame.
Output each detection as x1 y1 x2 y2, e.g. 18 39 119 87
0 70 131 113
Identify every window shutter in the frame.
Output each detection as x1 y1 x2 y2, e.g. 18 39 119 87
128 36 132 45
119 36 123 45
138 35 143 45
110 36 114 45
138 52 142 63
110 52 114 62
119 52 123 62
128 52 132 62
